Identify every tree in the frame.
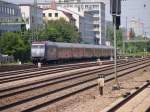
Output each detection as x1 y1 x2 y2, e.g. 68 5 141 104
106 26 123 47
116 29 123 48
39 18 80 43
0 32 30 61
106 26 114 43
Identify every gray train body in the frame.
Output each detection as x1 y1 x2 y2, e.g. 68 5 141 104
31 41 114 63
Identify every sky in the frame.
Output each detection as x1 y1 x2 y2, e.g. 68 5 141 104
121 0 150 37
4 0 50 4
3 0 150 37
4 0 33 4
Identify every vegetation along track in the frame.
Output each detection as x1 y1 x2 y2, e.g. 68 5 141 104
0 58 150 112
0 59 127 84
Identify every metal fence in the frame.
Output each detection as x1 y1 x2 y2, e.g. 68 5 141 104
0 54 14 64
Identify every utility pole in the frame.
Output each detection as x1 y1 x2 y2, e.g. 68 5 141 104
113 16 118 86
123 16 128 55
144 32 147 57
98 3 102 45
33 0 38 41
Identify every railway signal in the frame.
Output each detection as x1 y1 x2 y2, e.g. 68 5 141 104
110 0 121 15
110 0 121 89
110 0 121 29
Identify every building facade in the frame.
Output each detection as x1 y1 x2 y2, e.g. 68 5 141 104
0 0 22 33
58 1 106 45
57 7 95 44
79 11 95 44
38 0 106 45
19 4 43 30
43 8 76 26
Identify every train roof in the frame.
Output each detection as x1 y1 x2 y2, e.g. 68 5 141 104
32 41 114 49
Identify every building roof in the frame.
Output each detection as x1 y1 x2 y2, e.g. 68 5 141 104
62 11 76 21
43 8 76 21
0 0 17 6
51 0 57 10
32 41 113 49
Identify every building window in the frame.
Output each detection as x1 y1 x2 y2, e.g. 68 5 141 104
48 13 52 17
11 9 14 15
55 13 58 17
0 6 2 12
9 8 11 15
43 13 45 17
1 6 4 13
7 7 9 14
85 5 88 9
4 7 6 14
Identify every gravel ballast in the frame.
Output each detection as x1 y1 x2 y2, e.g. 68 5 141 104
36 66 150 112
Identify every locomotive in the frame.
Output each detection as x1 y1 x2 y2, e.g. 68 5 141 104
31 41 114 64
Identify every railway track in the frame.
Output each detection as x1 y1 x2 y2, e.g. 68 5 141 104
0 58 146 90
0 61 96 76
0 62 103 84
0 59 128 84
0 58 134 77
0 59 116 77
103 81 150 112
0 64 35 72
0 58 150 112
0 60 128 95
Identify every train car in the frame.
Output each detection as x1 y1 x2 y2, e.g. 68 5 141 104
31 41 114 64
31 41 47 64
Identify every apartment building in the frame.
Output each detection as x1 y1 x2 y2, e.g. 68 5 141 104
43 8 76 26
19 4 43 30
0 0 22 33
38 0 106 45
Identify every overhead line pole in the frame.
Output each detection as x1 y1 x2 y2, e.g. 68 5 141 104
113 15 120 88
33 0 38 41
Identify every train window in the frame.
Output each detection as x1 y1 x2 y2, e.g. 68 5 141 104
32 45 37 49
32 45 45 49
39 46 45 49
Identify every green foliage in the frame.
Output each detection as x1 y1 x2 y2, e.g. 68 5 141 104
39 18 80 43
124 41 150 56
0 32 30 61
106 26 150 56
106 26 114 43
0 18 80 62
116 29 123 48
106 26 123 48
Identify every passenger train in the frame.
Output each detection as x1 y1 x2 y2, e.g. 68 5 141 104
31 41 114 64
